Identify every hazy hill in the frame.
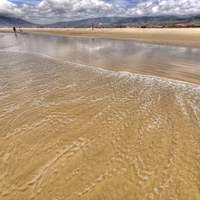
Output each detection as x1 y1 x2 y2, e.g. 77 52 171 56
47 15 200 27
0 16 34 27
111 16 180 26
47 16 176 27
0 14 200 28
49 17 124 27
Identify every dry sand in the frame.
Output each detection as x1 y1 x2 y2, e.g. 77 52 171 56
1 27 200 47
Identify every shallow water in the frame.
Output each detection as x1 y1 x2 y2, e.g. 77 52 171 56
2 32 200 84
0 33 200 200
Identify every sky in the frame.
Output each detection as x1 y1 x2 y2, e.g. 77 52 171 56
0 0 199 24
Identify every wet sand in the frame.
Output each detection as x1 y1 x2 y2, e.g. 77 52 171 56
0 30 200 200
1 27 200 47
1 29 200 85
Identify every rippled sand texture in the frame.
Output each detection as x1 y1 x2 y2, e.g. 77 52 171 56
0 51 200 200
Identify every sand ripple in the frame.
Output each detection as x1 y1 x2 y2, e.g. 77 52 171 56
0 51 199 200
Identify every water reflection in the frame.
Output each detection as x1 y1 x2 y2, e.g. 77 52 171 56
0 33 24 49
1 32 200 84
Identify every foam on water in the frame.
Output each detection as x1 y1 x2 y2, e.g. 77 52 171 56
0 41 200 200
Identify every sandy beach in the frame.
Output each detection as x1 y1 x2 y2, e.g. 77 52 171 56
1 27 200 85
1 27 200 47
0 27 200 200
0 49 200 200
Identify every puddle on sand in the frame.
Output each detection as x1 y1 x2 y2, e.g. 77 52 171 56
0 51 199 200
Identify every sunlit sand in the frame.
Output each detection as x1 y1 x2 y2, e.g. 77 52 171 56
0 29 199 200
1 27 200 47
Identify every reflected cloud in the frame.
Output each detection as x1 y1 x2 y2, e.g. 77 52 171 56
3 32 200 84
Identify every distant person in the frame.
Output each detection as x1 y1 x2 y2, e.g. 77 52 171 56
19 26 23 33
13 26 17 38
13 26 16 33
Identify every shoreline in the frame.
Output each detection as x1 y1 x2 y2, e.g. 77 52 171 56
1 27 200 48
1 47 200 200
1 27 200 85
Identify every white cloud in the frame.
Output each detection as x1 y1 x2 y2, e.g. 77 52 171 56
0 0 200 24
25 0 119 23
126 0 200 17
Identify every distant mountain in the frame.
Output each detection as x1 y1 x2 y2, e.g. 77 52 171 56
187 15 200 21
111 16 180 26
0 16 35 27
49 17 124 27
47 14 200 27
0 14 200 28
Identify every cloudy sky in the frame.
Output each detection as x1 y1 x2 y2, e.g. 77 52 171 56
0 0 199 24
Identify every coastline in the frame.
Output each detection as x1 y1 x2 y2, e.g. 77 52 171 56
1 27 200 48
0 29 200 200
1 27 200 85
